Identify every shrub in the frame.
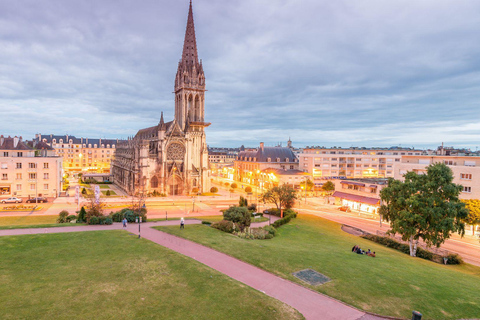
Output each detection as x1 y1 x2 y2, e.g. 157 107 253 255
81 187 86 195
263 225 276 236
245 186 252 193
224 182 229 187
231 183 238 189
247 204 257 212
66 215 77 223
223 206 251 231
88 216 99 225
264 208 281 217
191 188 199 194
362 234 464 265
272 210 297 228
212 220 234 233
201 220 211 225
57 210 69 223
445 253 463 265
77 207 87 223
105 217 113 225
106 190 111 196
210 187 218 193
239 196 248 207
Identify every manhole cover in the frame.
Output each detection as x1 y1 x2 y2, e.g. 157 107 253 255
292 269 331 286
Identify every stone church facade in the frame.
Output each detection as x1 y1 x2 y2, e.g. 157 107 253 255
112 1 210 196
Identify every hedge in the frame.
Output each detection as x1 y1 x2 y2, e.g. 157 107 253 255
362 234 463 265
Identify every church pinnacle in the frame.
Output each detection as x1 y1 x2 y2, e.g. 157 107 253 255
181 0 199 66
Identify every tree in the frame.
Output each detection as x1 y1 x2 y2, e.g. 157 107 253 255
210 186 218 193
462 199 480 236
300 179 314 191
322 181 335 194
106 190 111 196
245 186 252 193
231 183 238 189
223 206 251 231
81 187 87 195
262 184 297 218
239 196 248 207
77 206 87 223
380 163 467 257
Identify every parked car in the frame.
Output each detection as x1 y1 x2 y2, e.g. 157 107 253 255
26 197 48 203
1 197 23 204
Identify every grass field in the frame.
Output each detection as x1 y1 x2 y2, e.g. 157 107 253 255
155 214 480 319
0 215 86 229
0 231 303 320
101 190 117 196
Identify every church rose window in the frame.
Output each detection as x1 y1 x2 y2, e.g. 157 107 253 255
167 142 185 160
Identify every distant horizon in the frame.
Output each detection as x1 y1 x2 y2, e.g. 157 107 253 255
1 1 479 149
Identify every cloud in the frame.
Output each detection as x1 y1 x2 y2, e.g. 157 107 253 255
0 0 479 149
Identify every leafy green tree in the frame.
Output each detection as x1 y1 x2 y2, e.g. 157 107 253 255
223 206 251 231
77 206 87 223
262 185 297 218
462 199 480 236
245 186 252 193
300 179 314 191
322 181 335 194
380 163 467 257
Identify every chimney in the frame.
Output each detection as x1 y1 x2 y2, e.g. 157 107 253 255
0 135 3 146
13 136 19 148
260 142 264 151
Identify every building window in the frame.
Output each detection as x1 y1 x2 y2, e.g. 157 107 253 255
44 184 49 190
44 173 49 180
1 163 7 169
44 163 49 169
1 174 7 180
444 160 454 166
16 184 22 191
30 184 35 190
460 173 472 180
17 152 23 157
3 152 8 157
29 173 36 180
16 173 22 180
463 186 472 193
16 163 22 169
29 163 37 169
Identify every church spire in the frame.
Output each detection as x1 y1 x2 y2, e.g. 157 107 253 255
181 0 198 66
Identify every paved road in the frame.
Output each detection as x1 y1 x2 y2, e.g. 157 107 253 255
0 221 389 320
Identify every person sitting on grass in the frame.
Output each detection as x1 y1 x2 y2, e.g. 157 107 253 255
352 245 358 252
367 251 376 257
356 247 363 254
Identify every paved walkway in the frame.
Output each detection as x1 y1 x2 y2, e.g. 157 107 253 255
0 221 389 320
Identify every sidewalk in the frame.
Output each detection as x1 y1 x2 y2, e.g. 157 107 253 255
0 221 388 320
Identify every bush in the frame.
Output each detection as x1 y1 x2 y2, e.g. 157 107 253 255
245 186 252 193
105 217 113 225
88 216 99 225
210 187 218 193
223 206 251 231
231 183 238 189
212 220 234 233
247 204 257 212
57 210 69 223
272 210 297 228
362 234 464 265
191 188 199 194
201 220 211 225
264 208 281 217
239 196 248 207
77 207 87 223
66 215 77 223
224 182 230 187
263 225 277 236
81 187 86 194
106 190 111 196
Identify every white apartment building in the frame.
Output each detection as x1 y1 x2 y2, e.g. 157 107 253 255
394 155 480 200
300 147 423 180
0 136 62 199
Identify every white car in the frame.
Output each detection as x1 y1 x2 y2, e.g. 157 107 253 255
1 197 23 204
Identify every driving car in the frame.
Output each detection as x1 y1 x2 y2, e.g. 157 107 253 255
1 197 23 204
26 197 48 203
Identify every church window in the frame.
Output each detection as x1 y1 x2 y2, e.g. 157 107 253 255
151 176 158 188
167 142 185 160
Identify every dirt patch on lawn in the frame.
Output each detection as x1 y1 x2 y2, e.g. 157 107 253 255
341 224 369 236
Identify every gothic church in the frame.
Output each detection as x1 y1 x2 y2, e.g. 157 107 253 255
112 1 210 195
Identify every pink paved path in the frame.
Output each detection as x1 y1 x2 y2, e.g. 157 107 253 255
0 221 388 320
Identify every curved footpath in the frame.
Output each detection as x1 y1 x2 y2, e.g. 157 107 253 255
0 221 389 320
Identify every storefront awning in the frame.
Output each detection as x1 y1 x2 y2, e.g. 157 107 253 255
333 191 380 205
340 181 365 187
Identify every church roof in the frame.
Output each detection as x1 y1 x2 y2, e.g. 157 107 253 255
181 0 199 67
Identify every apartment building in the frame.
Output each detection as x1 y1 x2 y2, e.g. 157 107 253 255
299 147 424 180
394 155 480 200
332 179 387 214
35 134 121 174
0 135 62 199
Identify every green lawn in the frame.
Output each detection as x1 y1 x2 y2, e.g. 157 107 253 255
0 231 302 320
99 185 110 189
0 215 86 229
155 214 480 319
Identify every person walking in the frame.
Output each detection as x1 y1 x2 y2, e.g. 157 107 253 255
123 217 127 228
180 217 185 230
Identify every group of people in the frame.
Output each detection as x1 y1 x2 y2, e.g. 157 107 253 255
352 245 376 257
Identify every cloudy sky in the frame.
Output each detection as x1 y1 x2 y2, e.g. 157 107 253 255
1 0 480 149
